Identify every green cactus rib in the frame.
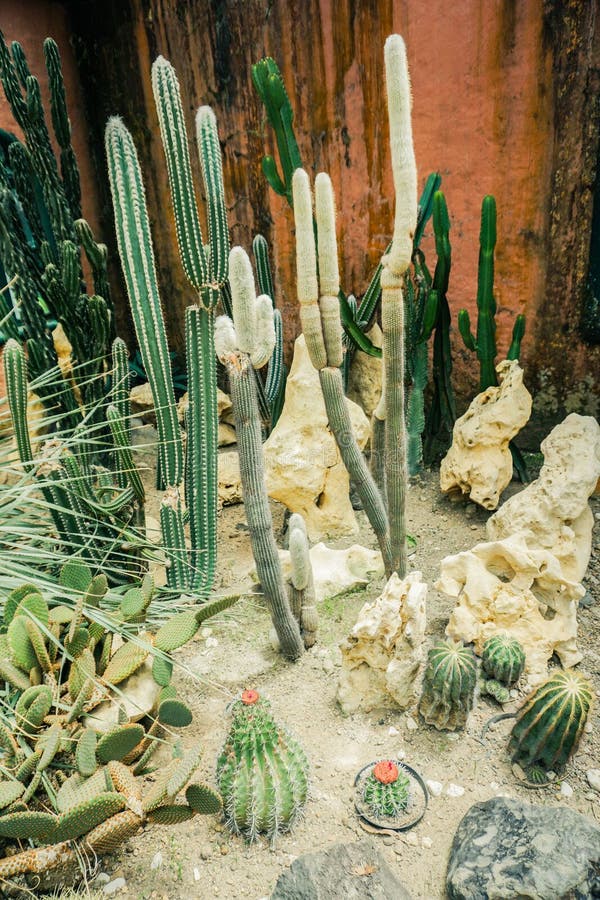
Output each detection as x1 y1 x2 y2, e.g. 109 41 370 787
3 338 34 470
508 669 593 772
160 485 189 591
151 56 208 290
106 403 145 505
105 116 182 489
197 106 229 295
185 306 217 592
229 357 304 660
418 640 478 731
482 634 526 686
253 234 275 301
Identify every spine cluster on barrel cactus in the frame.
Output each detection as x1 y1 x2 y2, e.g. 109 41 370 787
508 669 593 775
215 247 307 660
418 640 478 731
481 634 525 703
105 55 229 593
458 195 526 392
361 760 410 820
217 690 309 842
0 566 230 884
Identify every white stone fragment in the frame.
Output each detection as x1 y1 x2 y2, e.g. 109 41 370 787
586 770 600 792
446 783 465 798
426 780 443 798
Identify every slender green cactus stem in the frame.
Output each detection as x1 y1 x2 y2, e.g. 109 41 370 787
3 338 33 470
378 34 417 578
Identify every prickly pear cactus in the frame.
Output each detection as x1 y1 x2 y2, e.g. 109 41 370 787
361 760 410 819
217 690 309 842
418 640 478 731
508 669 593 775
0 569 225 885
482 634 525 686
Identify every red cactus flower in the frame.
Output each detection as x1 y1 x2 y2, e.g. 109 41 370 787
373 760 399 784
241 689 259 705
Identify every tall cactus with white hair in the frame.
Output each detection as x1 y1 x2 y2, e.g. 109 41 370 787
292 168 393 578
105 57 228 593
215 247 305 660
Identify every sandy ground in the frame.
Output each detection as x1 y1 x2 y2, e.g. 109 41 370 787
78 466 600 900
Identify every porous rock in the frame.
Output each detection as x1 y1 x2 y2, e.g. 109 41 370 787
346 323 383 419
446 797 600 899
84 658 159 731
440 534 582 684
337 572 427 713
263 335 370 542
271 840 411 899
440 360 532 509
277 542 384 603
218 450 242 506
487 412 600 582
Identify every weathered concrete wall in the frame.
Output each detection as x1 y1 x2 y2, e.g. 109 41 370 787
1 0 598 423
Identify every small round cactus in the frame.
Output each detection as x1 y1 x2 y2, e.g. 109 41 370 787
217 691 309 842
509 669 593 773
362 761 410 819
482 634 525 686
418 640 478 731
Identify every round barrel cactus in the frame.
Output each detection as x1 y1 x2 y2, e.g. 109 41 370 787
482 634 525 686
217 690 309 842
362 760 410 819
418 640 478 730
508 669 593 773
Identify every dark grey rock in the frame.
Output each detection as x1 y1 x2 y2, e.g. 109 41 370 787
271 840 411 900
446 796 600 899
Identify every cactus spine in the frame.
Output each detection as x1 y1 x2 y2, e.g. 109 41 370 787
292 168 393 577
418 640 478 731
217 691 309 842
216 247 304 660
508 669 593 773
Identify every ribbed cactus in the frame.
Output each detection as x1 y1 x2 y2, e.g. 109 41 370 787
458 195 526 392
361 760 411 820
292 168 393 577
482 634 526 686
0 572 228 884
287 513 318 649
216 246 304 660
217 691 309 842
508 669 593 773
418 640 478 731
253 233 287 429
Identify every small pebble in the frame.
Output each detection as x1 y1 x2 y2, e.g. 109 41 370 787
396 748 406 759
388 726 400 736
560 781 573 798
421 836 433 849
584 722 593 734
96 874 110 885
193 868 200 882
103 878 126 897
490 782 499 791
403 831 419 846
470 524 478 531
586 769 600 792
405 716 418 732
446 783 465 798
205 636 219 648
578 591 594 608
426 780 443 797
150 852 162 870
199 845 213 860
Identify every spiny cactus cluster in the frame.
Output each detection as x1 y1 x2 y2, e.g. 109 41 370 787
509 669 593 776
418 640 478 731
217 691 309 843
361 760 411 820
0 564 231 883
481 634 526 704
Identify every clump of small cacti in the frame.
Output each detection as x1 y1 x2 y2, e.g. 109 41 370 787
508 669 593 775
480 634 525 703
418 640 478 730
0 564 230 884
217 690 309 842
361 760 411 820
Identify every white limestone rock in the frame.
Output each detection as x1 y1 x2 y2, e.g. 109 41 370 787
440 360 532 509
218 450 242 506
84 657 160 731
337 571 427 714
487 413 600 582
346 323 383 420
440 534 583 684
277 542 384 603
263 335 370 541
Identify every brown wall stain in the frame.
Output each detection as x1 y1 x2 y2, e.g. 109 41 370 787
0 0 598 418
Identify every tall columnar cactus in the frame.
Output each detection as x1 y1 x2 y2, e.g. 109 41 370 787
458 195 526 392
508 669 593 774
418 640 478 731
253 233 287 429
287 513 317 649
292 168 393 577
215 247 304 660
217 690 309 842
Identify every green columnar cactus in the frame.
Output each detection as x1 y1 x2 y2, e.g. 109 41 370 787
292 168 393 577
374 34 417 578
215 247 304 660
287 513 317 649
482 634 526 686
253 234 287 429
419 640 478 731
508 669 593 773
217 691 309 842
458 195 526 391
361 760 411 819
